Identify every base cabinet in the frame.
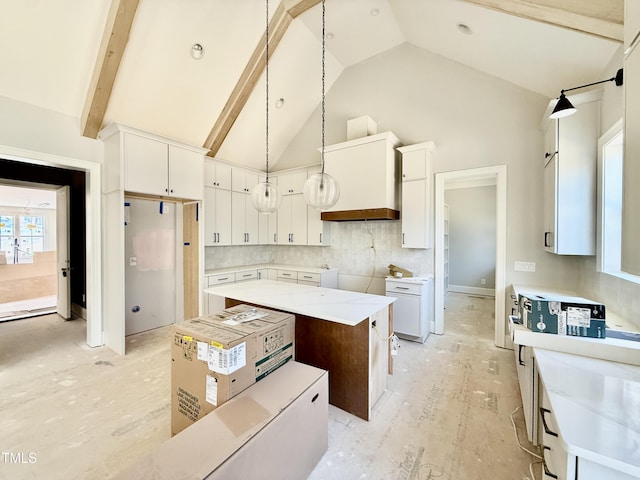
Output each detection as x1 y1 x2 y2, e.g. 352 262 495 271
385 276 433 343
514 342 538 445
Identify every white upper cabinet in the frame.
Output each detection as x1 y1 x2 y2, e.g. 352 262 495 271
231 192 259 245
232 168 259 193
622 0 640 275
204 186 231 246
204 160 232 190
277 194 308 245
100 124 205 201
542 94 599 255
398 142 436 249
277 170 307 195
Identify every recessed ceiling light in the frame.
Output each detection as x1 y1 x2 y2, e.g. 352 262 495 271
326 32 334 40
191 43 204 60
456 23 472 35
275 98 285 108
370 8 379 16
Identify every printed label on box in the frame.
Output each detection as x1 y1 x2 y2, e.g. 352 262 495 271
567 307 591 327
207 342 246 374
205 375 218 406
197 342 208 361
558 311 567 335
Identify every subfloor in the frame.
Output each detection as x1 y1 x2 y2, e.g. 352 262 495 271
0 293 540 480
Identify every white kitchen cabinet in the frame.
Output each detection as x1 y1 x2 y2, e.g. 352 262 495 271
385 276 433 343
542 95 599 255
257 175 277 245
122 132 204 200
205 273 235 314
204 186 231 246
277 169 307 195
231 191 259 245
204 160 232 190
622 16 640 275
277 194 307 245
398 142 436 249
514 341 539 445
232 168 259 194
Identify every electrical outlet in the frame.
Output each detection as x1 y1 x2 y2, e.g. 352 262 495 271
480 278 486 285
514 261 536 272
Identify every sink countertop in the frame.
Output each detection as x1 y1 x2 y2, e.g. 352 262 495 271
535 348 640 477
204 279 395 327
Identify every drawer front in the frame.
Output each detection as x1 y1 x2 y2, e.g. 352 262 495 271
385 281 421 295
207 273 235 286
540 387 568 480
277 270 298 281
298 272 320 283
235 270 258 282
297 280 320 287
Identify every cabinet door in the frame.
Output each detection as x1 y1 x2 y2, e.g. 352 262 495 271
205 161 232 189
245 196 259 245
277 196 291 244
290 194 308 245
216 189 232 246
168 146 203 200
402 180 429 248
124 133 168 196
279 170 308 195
543 156 557 252
307 205 330 246
204 187 217 246
622 46 640 275
391 293 421 337
231 192 247 244
402 149 427 181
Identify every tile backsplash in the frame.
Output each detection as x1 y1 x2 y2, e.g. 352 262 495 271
205 220 433 281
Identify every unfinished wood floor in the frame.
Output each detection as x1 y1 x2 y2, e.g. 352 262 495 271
0 293 538 480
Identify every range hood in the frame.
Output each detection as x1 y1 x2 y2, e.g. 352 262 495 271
319 131 401 222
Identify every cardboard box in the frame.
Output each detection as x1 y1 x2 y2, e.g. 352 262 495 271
171 305 294 435
388 263 413 278
519 293 606 338
347 115 377 140
113 362 329 480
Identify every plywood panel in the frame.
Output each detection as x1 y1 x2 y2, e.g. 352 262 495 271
182 202 199 320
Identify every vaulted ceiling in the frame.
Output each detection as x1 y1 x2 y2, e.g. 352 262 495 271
0 0 623 171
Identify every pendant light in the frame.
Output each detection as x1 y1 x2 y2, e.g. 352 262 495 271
251 0 282 214
303 0 340 211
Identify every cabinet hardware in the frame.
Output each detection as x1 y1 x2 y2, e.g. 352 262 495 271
402 233 405 244
170 189 174 193
544 231 553 248
219 277 229 281
539 407 558 437
274 233 277 243
319 233 322 243
165 188 169 193
395 286 410 290
282 273 292 276
303 275 312 279
242 274 251 277
518 344 525 366
541 446 558 479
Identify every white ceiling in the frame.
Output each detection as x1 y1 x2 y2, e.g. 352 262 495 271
0 0 621 172
0 185 57 210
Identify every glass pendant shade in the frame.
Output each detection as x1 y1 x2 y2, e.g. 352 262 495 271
303 172 340 211
251 181 282 214
549 93 577 119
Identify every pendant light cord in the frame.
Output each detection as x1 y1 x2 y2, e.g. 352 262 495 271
265 0 270 183
320 0 326 183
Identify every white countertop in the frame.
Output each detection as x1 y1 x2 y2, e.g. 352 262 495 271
509 317 640 366
535 348 640 477
385 274 433 284
204 279 395 326
205 264 336 276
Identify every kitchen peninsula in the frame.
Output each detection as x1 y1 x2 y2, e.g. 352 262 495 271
204 280 395 420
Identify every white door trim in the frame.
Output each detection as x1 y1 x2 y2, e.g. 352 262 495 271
56 186 71 319
0 145 102 347
434 165 507 347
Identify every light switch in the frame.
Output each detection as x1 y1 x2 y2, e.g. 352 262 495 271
130 257 137 266
514 261 535 272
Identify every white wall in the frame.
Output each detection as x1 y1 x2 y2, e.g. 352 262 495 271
208 42 584 295
446 185 496 290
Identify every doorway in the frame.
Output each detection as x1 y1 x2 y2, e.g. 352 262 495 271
0 184 61 320
434 165 508 348
0 150 102 348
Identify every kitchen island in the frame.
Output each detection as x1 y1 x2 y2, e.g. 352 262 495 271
204 279 395 420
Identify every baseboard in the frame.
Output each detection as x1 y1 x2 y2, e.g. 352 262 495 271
448 284 495 297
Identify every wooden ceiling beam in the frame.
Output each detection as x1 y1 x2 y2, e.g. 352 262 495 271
80 0 140 139
462 0 623 42
203 0 321 157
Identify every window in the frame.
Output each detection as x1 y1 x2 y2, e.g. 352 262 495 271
599 123 640 283
0 214 46 264
0 215 15 260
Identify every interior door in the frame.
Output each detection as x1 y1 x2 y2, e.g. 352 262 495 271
56 186 71 319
